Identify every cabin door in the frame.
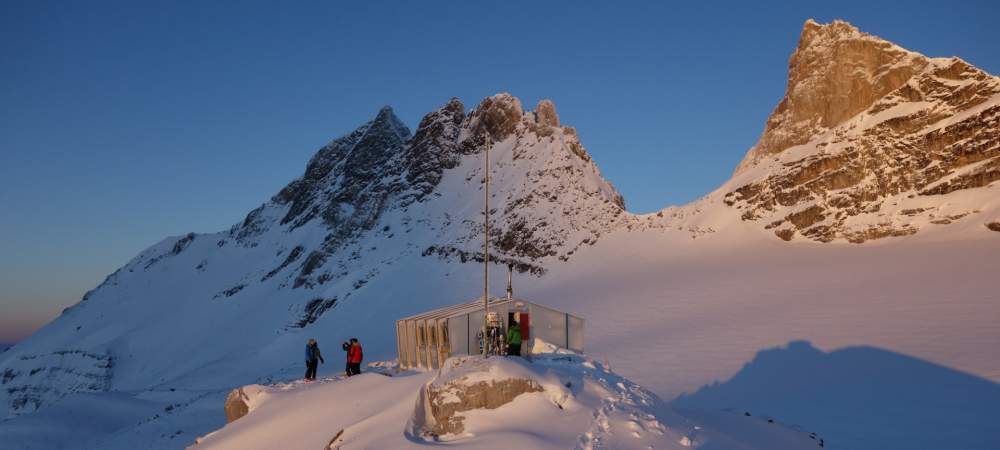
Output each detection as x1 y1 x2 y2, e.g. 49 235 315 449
508 311 530 351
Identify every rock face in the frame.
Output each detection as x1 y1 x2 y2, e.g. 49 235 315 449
737 20 930 170
725 19 1000 242
400 98 465 206
0 350 113 416
410 356 554 439
534 99 560 127
224 387 251 423
424 374 543 436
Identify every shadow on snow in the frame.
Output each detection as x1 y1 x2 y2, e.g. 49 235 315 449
672 340 1000 450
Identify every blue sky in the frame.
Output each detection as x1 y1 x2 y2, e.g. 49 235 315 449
1 1 998 341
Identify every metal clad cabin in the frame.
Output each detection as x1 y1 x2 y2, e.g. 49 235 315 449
396 298 585 369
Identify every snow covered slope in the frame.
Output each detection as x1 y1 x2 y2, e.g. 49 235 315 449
1 18 998 450
192 352 819 450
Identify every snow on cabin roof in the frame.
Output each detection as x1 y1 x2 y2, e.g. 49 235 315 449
397 297 512 322
397 297 581 323
397 299 482 322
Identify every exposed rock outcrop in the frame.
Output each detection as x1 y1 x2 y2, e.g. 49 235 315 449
425 376 542 436
411 356 553 439
725 19 1000 242
463 93 524 142
224 387 251 423
737 19 929 171
534 99 560 127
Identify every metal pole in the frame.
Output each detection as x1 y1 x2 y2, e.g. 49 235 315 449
506 263 513 301
482 131 490 357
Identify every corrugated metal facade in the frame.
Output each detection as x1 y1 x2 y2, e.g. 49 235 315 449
395 297 585 369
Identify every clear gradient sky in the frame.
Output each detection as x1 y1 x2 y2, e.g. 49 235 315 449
1 1 998 342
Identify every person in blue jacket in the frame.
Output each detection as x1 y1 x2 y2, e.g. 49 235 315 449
304 339 324 381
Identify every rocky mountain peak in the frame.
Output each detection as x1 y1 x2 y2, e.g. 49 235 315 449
231 90 629 287
465 92 524 141
440 97 465 115
736 19 928 173
412 98 466 139
722 20 1000 243
260 105 414 239
798 19 863 48
371 105 413 141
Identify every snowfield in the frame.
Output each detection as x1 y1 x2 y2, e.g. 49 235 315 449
1 221 996 450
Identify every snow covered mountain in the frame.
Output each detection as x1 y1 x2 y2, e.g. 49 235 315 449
1 19 998 450
0 92 630 422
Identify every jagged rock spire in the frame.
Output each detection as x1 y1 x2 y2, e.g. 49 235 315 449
534 99 559 127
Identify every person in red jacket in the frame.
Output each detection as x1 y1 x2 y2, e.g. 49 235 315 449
346 338 363 376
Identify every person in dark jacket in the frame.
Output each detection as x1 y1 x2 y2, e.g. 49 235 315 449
341 341 351 375
346 338 363 376
506 320 522 356
304 339 324 381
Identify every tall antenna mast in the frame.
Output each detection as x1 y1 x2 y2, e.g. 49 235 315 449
482 130 491 357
